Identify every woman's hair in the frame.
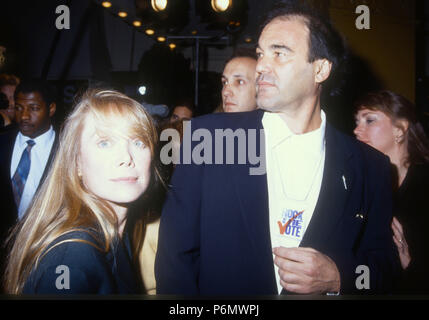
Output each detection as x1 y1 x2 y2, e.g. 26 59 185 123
4 89 162 294
355 90 429 166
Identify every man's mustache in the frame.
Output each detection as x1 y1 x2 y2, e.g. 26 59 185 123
256 74 276 86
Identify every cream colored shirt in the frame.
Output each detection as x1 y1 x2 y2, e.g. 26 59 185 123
262 110 326 293
139 218 159 295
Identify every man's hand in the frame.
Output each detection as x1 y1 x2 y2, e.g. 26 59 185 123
273 247 341 294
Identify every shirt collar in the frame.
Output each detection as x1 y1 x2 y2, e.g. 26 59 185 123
262 110 326 156
17 125 55 148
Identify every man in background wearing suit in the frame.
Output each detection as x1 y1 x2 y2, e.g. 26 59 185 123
155 2 400 295
0 79 58 288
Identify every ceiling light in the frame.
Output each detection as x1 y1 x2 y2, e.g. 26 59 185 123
157 36 166 42
133 20 142 27
118 11 128 18
151 0 168 12
145 29 155 35
101 1 112 8
211 0 231 13
138 86 147 95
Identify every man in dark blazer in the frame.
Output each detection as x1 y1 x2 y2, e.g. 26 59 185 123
155 2 400 295
0 79 58 288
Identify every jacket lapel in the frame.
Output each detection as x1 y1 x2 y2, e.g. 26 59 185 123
231 110 277 291
300 123 355 248
230 114 355 290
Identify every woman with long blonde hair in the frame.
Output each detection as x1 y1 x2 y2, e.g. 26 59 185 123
4 89 162 294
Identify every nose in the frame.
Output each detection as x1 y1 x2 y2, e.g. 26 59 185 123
222 84 232 99
353 122 363 139
20 107 30 120
117 142 135 168
256 55 270 76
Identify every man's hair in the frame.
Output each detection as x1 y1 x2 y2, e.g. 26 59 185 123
14 79 57 106
225 47 258 66
0 92 9 110
0 73 20 88
260 0 347 95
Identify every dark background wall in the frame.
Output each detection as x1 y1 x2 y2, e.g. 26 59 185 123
0 0 425 133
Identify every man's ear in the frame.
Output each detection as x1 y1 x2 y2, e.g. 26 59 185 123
314 59 332 84
49 102 56 118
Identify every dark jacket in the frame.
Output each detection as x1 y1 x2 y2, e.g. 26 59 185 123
0 129 58 239
393 164 429 294
155 109 400 295
22 229 141 294
0 129 58 292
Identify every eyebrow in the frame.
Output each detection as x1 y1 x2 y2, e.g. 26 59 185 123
222 74 246 79
360 111 376 117
355 111 376 120
256 44 293 52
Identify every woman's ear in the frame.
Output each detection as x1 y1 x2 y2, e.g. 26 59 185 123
393 119 409 143
77 155 83 178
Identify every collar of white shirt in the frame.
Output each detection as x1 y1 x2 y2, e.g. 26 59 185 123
16 125 55 150
262 110 326 157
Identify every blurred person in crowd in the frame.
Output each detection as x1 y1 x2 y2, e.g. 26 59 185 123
0 92 11 128
0 73 20 124
169 99 194 123
3 89 163 294
0 80 59 291
221 48 258 113
0 79 58 223
155 1 399 295
354 90 429 293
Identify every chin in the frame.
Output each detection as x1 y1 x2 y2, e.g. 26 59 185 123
103 188 148 205
256 103 276 112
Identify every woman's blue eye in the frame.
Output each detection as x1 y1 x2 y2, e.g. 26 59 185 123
97 140 111 148
134 139 145 148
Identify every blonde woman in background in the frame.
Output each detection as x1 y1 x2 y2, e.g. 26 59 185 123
3 89 162 294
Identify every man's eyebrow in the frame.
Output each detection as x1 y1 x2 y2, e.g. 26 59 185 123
270 44 293 52
256 44 293 52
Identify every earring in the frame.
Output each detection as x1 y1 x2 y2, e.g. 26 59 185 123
395 136 403 144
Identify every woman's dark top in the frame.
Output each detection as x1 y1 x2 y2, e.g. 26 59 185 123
22 229 141 294
393 164 429 294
